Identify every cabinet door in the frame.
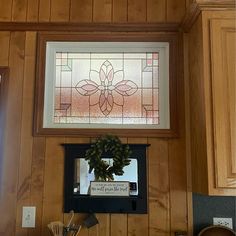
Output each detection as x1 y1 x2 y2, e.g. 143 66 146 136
210 18 236 189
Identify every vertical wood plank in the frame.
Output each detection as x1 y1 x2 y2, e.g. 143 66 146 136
87 214 111 236
168 138 188 233
15 32 36 236
184 33 193 236
39 0 51 22
185 0 191 9
128 0 146 22
0 32 10 202
12 0 27 21
113 0 128 23
110 214 127 236
29 137 46 236
188 15 209 194
96 214 110 236
0 32 25 236
88 223 98 236
70 0 92 22
27 0 39 22
167 0 186 22
93 0 112 23
42 137 65 235
50 0 70 22
128 215 148 236
0 32 10 66
127 138 148 236
0 0 13 21
148 138 170 236
0 68 9 198
168 33 188 233
147 0 166 22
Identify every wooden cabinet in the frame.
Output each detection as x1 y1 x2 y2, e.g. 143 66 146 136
188 10 236 195
210 17 236 189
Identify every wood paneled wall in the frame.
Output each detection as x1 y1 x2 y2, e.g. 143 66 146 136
0 0 188 23
0 1 189 236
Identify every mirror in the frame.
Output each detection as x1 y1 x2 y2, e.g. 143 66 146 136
73 158 138 195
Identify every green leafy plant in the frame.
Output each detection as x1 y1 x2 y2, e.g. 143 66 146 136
85 135 131 181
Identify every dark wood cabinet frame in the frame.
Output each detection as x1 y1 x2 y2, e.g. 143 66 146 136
34 31 180 137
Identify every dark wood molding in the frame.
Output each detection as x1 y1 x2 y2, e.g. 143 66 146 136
0 67 9 192
181 0 235 32
196 0 236 9
0 67 9 115
0 22 180 32
181 3 202 33
0 67 9 93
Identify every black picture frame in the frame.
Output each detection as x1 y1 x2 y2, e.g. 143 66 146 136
62 143 149 214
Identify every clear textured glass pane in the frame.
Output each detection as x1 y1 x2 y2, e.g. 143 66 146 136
54 52 160 125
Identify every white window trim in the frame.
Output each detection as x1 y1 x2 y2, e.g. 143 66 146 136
43 42 170 129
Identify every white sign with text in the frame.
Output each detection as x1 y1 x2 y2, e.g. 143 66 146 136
90 181 130 196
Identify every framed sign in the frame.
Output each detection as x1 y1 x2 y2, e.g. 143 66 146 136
90 181 129 196
34 32 179 137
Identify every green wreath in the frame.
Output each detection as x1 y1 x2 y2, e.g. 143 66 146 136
85 135 131 181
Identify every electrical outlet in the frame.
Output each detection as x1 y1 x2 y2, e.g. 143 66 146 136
213 217 233 229
22 206 36 228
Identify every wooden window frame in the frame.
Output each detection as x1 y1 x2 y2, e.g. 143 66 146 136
34 32 179 137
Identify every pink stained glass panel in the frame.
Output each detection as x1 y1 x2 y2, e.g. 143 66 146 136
54 52 160 125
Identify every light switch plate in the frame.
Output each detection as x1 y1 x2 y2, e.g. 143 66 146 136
22 206 36 228
213 217 233 229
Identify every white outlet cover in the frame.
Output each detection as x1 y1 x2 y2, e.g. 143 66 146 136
213 217 233 229
22 206 36 228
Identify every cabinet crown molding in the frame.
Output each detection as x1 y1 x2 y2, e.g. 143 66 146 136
181 0 235 32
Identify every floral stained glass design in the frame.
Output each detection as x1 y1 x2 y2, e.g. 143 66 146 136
54 52 159 125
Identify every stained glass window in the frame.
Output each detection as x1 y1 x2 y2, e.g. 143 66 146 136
55 52 160 125
43 42 169 129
